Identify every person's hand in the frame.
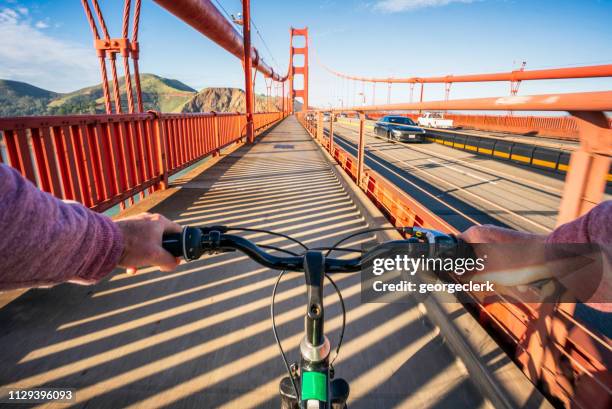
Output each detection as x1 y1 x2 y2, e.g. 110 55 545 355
115 213 182 275
459 224 546 244
458 224 550 287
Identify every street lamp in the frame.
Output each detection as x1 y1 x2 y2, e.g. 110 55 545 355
357 92 366 106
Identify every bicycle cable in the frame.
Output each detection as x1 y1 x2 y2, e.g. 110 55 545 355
227 227 309 251
230 226 357 401
271 269 300 400
325 227 400 257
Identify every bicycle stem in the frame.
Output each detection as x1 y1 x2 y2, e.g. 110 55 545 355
304 251 325 346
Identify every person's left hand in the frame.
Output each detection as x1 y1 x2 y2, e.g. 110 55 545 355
115 213 182 275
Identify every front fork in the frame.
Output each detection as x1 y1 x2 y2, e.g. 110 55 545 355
279 251 350 409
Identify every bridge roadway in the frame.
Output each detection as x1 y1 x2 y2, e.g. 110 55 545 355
325 122 580 233
0 117 501 408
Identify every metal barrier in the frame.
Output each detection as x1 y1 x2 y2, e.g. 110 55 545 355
0 111 284 212
365 112 612 141
297 90 612 408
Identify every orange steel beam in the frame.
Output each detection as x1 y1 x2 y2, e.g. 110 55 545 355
323 63 612 84
153 0 287 81
332 90 612 113
242 0 255 143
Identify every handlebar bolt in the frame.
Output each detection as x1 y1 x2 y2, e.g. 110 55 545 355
289 362 299 378
310 304 321 317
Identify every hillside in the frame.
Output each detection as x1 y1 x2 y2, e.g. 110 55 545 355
0 80 59 116
0 76 299 117
180 87 282 113
47 74 196 115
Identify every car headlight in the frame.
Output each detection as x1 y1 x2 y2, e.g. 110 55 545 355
392 130 402 136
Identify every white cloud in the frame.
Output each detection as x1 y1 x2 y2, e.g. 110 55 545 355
372 0 477 13
0 7 98 92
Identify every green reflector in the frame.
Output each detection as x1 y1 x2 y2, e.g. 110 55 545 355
301 371 327 402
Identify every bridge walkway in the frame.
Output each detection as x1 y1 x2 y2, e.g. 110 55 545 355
0 117 491 408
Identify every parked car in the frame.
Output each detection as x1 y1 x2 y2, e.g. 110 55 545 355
417 112 454 129
373 115 427 142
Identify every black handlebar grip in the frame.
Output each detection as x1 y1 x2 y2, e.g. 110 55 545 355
452 236 478 260
162 227 204 260
162 232 184 258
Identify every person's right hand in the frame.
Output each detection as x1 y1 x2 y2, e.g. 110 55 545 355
115 213 182 275
458 224 551 286
459 224 546 244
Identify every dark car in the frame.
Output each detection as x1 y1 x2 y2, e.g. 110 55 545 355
373 115 427 142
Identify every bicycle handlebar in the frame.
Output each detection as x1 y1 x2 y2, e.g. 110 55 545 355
162 226 474 273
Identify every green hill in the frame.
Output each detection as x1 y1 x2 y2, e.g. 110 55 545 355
0 80 59 116
47 74 196 115
0 75 299 117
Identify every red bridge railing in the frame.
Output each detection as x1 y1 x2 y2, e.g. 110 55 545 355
0 111 284 212
297 87 612 409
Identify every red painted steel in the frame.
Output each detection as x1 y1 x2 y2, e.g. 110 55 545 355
0 112 284 212
336 90 612 113
242 0 255 143
289 28 309 112
81 0 144 114
297 94 612 409
323 63 612 84
153 0 285 81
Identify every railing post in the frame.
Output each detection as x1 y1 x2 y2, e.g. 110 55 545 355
282 81 285 116
329 112 335 155
419 81 425 114
558 111 611 224
212 111 221 157
242 0 255 143
316 111 323 141
149 111 168 190
357 111 366 188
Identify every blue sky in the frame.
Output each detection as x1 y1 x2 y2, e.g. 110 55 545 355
0 0 611 107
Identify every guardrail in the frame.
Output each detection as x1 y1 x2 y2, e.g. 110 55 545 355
364 112 585 140
0 111 284 212
297 98 611 409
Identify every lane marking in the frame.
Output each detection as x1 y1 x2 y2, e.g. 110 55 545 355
367 142 553 233
331 124 554 232
425 159 498 185
327 132 483 227
334 123 563 195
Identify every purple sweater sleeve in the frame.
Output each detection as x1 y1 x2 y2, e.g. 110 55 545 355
545 200 612 310
546 200 612 244
0 164 124 290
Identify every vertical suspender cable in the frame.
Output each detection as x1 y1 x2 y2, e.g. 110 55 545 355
132 0 144 112
122 0 136 113
81 0 113 113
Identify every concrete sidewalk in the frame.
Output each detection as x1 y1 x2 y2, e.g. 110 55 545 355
0 117 489 409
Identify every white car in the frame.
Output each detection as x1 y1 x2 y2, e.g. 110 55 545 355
417 112 454 129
